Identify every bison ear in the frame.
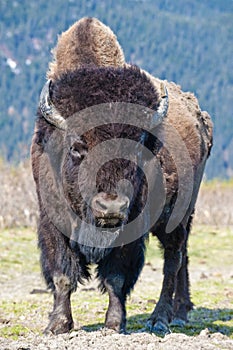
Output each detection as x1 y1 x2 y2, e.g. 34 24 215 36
151 82 169 128
39 80 67 130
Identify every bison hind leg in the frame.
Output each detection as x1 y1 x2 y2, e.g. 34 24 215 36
172 214 194 327
171 253 194 327
148 224 188 335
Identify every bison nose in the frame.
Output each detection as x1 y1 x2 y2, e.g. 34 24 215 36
91 193 129 217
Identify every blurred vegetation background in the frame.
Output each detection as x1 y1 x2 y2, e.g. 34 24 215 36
0 0 232 179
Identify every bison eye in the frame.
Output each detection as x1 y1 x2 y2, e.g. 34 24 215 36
70 142 87 160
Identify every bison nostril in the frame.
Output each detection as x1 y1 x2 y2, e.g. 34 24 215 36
95 200 108 211
120 202 129 213
92 193 130 216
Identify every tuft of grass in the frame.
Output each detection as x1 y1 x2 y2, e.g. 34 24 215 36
178 308 233 337
0 299 46 338
1 324 31 340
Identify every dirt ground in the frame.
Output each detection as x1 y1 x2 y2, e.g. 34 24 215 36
0 227 233 350
1 328 233 350
0 272 233 350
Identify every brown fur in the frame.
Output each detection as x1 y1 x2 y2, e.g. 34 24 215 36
50 65 159 116
32 17 213 335
48 17 125 80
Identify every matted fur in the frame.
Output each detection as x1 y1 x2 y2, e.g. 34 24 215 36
50 65 159 117
48 17 125 80
31 17 213 335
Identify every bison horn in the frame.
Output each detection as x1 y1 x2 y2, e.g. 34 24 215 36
151 82 169 127
39 80 67 130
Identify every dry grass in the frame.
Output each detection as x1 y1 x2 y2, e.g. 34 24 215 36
0 159 37 229
195 180 233 227
0 159 233 229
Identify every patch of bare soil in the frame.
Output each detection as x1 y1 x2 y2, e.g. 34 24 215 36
0 329 233 350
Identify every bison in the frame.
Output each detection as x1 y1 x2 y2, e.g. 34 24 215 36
31 17 213 335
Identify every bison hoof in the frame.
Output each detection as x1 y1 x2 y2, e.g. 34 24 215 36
170 318 186 327
146 320 171 336
146 319 154 332
103 325 127 335
105 323 125 333
44 316 74 335
105 319 126 333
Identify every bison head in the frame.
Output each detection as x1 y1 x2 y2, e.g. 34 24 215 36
37 66 168 257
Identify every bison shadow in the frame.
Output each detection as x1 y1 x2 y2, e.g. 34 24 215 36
81 307 233 337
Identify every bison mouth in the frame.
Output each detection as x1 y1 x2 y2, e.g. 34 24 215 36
95 214 127 228
91 192 129 228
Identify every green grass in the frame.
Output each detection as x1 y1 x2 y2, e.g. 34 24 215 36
201 178 233 189
0 324 31 340
0 228 39 274
0 226 232 339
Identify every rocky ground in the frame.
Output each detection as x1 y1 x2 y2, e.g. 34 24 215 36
1 327 233 350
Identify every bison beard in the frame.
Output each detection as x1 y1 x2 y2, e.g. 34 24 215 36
31 17 212 335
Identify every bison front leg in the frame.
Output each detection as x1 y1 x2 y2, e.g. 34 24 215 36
38 220 80 335
98 240 146 333
45 275 73 335
104 276 127 332
148 225 187 334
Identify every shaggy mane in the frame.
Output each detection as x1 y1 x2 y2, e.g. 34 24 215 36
50 65 159 117
48 17 125 80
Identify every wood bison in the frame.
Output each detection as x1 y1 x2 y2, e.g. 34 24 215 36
31 17 213 335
